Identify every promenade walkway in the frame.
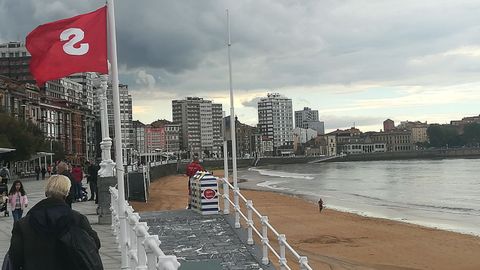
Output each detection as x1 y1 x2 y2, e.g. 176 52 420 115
141 210 274 270
0 177 121 269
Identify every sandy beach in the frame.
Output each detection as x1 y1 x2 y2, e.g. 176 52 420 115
130 172 480 270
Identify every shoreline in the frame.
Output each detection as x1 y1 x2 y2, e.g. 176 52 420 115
131 173 480 270
237 176 480 238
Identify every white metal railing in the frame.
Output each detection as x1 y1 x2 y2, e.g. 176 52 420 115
110 187 181 270
218 178 313 270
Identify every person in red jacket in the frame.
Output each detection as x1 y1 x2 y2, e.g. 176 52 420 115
185 156 204 209
71 164 83 201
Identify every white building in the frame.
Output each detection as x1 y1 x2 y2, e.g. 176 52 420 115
292 127 318 144
105 83 134 162
257 93 294 149
172 97 223 157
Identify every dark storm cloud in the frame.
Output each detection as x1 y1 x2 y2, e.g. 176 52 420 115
2 0 480 94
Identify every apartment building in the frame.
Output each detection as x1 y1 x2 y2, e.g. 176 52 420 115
172 97 222 157
257 93 293 152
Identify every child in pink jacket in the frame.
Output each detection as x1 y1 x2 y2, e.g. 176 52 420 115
8 180 28 222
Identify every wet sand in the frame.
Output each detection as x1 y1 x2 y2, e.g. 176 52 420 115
130 173 480 270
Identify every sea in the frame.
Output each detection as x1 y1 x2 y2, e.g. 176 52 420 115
237 159 480 236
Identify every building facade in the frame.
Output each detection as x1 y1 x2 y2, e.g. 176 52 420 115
294 107 325 134
132 120 146 154
0 42 34 84
383 119 395 132
172 97 222 157
257 93 294 152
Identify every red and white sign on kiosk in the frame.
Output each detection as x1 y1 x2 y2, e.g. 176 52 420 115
191 171 219 215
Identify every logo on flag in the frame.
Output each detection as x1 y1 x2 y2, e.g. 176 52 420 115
26 6 108 86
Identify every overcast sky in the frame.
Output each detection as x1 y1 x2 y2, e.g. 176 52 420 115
2 0 480 132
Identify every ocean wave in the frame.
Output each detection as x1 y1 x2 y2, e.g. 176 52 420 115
256 180 290 191
249 168 314 180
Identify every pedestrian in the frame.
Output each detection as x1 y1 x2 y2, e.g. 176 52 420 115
185 156 204 209
35 165 40 181
8 180 28 222
1 191 9 217
8 175 102 270
0 165 10 185
86 161 99 202
71 164 84 202
318 198 324 213
41 167 47 180
47 164 52 176
57 162 75 208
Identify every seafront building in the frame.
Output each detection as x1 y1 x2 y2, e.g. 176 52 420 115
0 41 100 162
132 120 146 154
172 97 223 158
257 93 294 155
224 116 262 157
451 114 480 134
397 121 429 144
294 107 325 134
145 119 180 153
105 83 134 164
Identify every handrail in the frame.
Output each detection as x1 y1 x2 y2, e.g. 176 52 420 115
110 187 181 270
218 178 313 270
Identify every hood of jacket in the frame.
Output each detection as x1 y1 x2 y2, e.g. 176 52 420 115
27 197 73 235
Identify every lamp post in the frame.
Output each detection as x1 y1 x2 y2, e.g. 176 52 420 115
95 74 115 177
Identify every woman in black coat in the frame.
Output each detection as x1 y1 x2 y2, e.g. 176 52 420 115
8 175 101 270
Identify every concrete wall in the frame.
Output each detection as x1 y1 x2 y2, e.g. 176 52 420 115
336 147 480 162
146 148 480 181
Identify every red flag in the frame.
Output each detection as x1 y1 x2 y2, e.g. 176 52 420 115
26 6 108 86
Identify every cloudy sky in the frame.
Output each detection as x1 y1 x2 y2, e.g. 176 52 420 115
2 0 480 132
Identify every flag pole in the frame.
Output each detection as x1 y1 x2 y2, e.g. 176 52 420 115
226 9 240 228
107 0 129 268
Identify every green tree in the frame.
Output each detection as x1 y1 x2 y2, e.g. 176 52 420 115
462 123 480 146
0 113 46 161
427 124 462 147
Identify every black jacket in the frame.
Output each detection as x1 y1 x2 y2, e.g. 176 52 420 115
9 197 101 270
61 171 76 207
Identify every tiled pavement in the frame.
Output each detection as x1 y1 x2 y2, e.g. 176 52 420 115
0 176 121 269
141 210 275 270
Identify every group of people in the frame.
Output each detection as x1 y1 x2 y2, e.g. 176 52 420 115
55 161 100 207
0 180 28 222
0 160 103 269
3 175 102 269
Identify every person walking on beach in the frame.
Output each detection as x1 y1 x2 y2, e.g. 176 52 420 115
8 175 102 270
318 198 324 213
185 156 204 209
8 180 28 222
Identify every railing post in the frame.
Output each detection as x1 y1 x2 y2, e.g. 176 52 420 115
278 234 287 270
127 208 140 268
299 256 309 270
110 188 117 235
246 200 254 245
134 222 149 270
223 178 230 214
233 187 240 228
144 235 161 269
261 216 269 265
